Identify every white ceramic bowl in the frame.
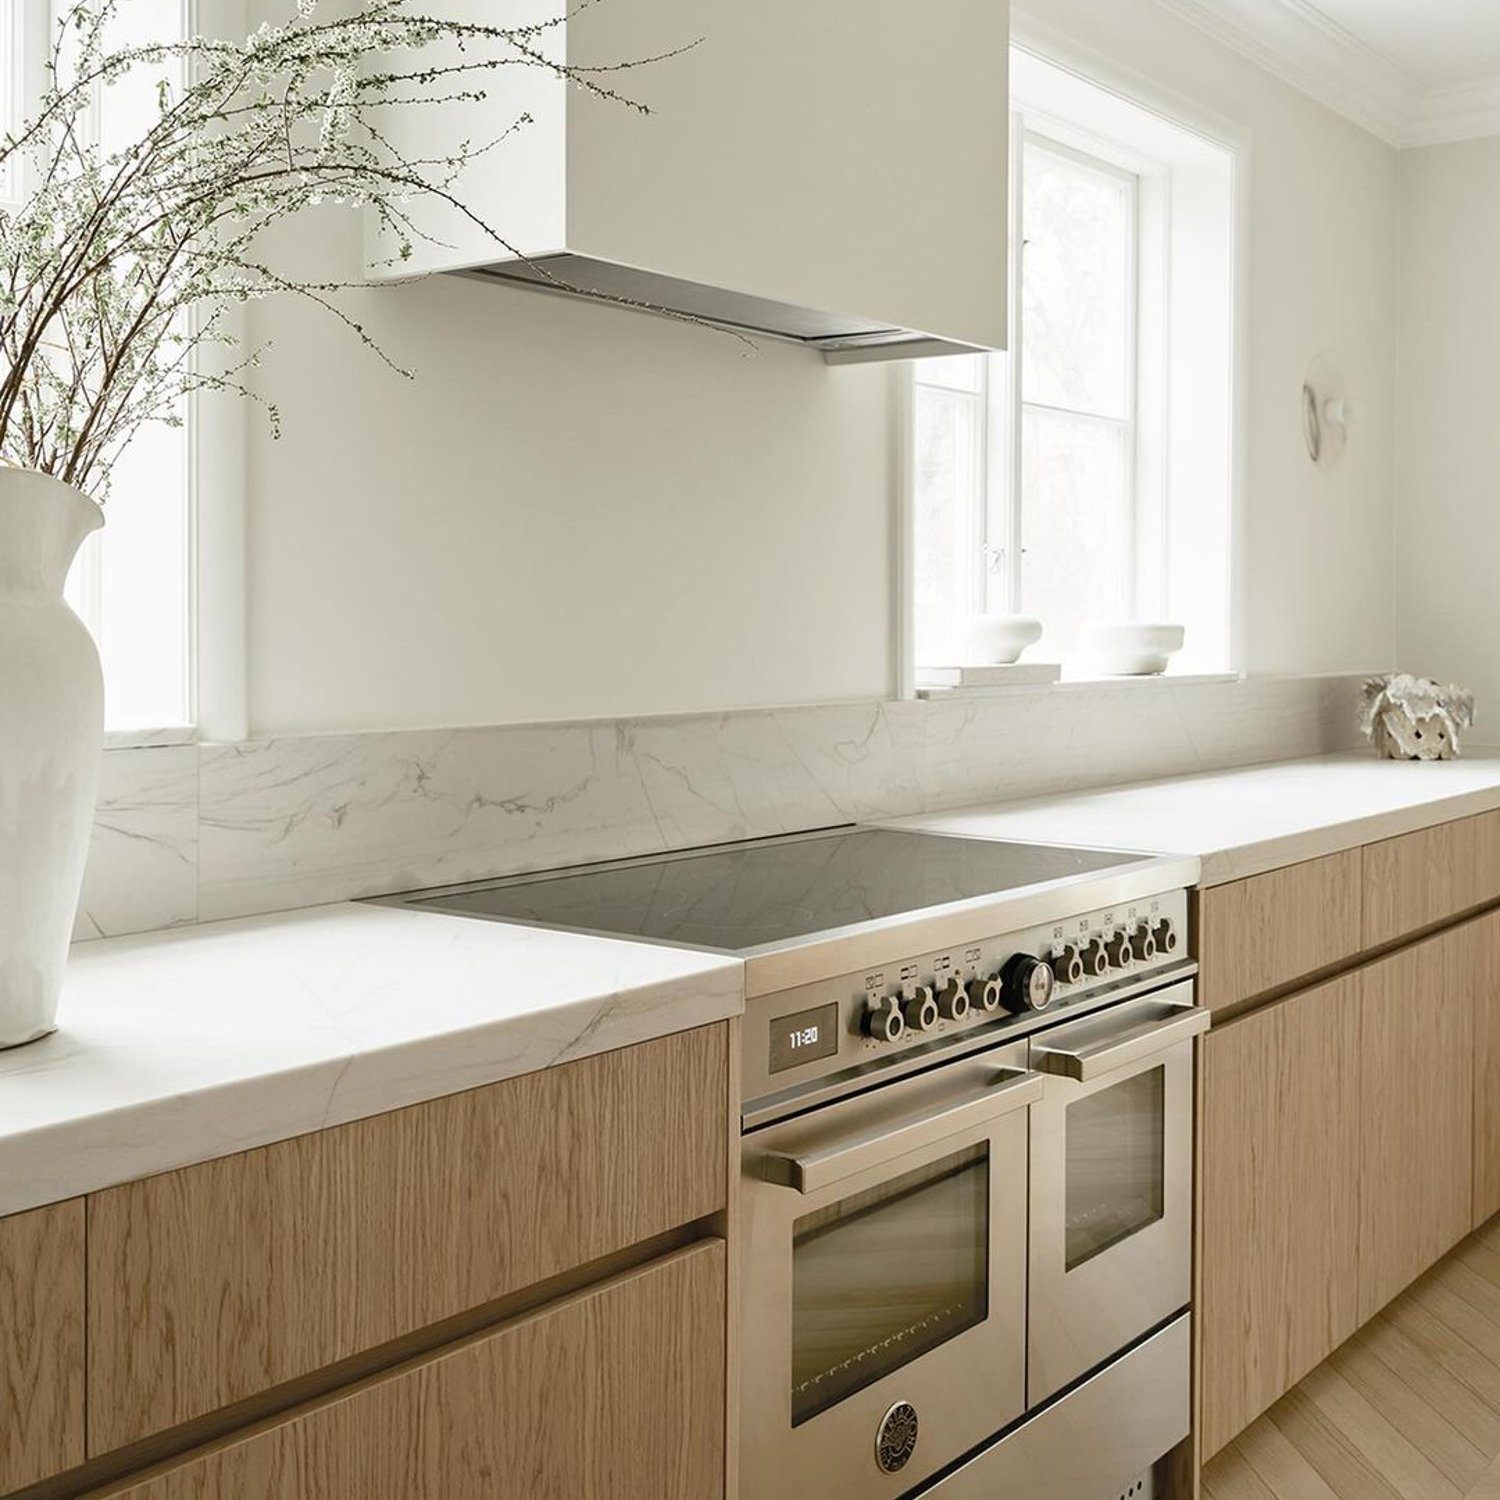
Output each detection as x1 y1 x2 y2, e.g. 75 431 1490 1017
1083 622 1186 676
964 614 1043 666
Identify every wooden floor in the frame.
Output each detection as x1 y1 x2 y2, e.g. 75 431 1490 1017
1203 1217 1500 1500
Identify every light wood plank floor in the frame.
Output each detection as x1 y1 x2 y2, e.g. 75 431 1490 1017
1204 1217 1500 1500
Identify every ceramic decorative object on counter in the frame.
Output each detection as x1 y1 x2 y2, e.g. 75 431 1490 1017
1359 673 1475 760
0 469 104 1047
965 614 1043 665
1083 622 1186 676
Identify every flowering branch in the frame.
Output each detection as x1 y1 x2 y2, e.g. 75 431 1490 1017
0 0 678 499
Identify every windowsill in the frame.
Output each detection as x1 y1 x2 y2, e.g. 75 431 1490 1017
915 670 1241 699
104 726 198 751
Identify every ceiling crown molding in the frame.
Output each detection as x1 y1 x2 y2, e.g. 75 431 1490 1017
1151 0 1500 148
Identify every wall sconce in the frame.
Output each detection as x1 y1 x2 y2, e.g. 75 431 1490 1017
1302 354 1360 469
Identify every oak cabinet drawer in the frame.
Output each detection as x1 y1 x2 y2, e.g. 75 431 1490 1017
1363 810 1500 948
1194 849 1362 1011
0 1199 85 1492
87 1023 729 1456
95 1241 726 1500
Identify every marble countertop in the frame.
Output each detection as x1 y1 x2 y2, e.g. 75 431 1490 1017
883 750 1500 886
0 903 741 1217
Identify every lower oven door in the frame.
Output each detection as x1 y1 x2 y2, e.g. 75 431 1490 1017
740 1040 1038 1500
1027 980 1207 1404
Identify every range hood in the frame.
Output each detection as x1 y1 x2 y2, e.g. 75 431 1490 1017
464 255 983 364
370 0 1011 364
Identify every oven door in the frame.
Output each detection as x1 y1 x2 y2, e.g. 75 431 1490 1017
740 1041 1038 1500
1027 980 1207 1404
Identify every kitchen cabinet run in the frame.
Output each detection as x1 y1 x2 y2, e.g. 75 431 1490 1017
0 1021 733 1499
369 0 1010 361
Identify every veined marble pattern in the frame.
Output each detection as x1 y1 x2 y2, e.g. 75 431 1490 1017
81 674 1368 936
3 903 742 1215
74 743 198 940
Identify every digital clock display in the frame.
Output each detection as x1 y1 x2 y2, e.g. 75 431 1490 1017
768 1002 840 1074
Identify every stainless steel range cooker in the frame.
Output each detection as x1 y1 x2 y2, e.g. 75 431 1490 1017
379 824 1204 1500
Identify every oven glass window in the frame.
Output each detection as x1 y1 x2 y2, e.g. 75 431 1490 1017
1065 1065 1165 1270
790 1143 989 1426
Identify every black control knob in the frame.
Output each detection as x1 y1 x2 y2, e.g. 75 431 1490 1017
903 985 939 1033
935 977 970 1022
863 995 905 1043
1000 953 1055 1014
967 974 1003 1012
1131 922 1157 962
1152 918 1178 954
1104 931 1134 968
1080 937 1110 977
1050 944 1085 986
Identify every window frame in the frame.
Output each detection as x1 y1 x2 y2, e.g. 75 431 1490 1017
1006 130 1143 623
905 65 1242 687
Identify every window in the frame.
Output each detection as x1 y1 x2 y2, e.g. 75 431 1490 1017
1 3 195 736
912 51 1236 680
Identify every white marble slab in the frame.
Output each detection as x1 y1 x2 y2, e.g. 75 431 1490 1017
183 674 1365 925
2 903 741 1216
74 744 198 940
883 750 1500 886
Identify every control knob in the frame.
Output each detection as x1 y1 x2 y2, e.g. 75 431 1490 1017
1000 953 1056 1014
903 985 939 1033
935 977 970 1022
862 995 905 1043
1104 931 1134 968
1152 918 1178 954
1080 936 1110 978
968 974 1003 1012
1131 922 1158 962
1050 944 1085 986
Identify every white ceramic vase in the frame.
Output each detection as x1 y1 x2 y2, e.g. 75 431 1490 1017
0 469 104 1048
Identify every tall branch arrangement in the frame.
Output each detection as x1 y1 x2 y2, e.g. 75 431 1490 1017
0 0 656 498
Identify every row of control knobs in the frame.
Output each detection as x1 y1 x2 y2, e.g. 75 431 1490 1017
862 917 1177 1043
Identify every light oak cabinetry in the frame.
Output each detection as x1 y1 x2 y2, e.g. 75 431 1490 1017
1472 911 1500 1225
1362 809 1500 948
1193 849 1362 1012
93 1242 726 1500
0 1021 733 1499
1199 975 1362 1459
1357 925 1475 1322
0 1200 85 1493
87 1022 728 1454
1198 816 1500 1468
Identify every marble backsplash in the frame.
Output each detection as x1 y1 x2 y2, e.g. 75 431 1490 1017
75 672 1368 941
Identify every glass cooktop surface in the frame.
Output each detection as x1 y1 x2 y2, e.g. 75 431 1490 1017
404 827 1142 953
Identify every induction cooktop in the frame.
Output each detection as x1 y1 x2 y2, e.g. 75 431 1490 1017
379 825 1146 955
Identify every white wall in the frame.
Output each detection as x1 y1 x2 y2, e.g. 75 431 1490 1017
1395 139 1500 716
240 0 1399 737
1013 0 1399 679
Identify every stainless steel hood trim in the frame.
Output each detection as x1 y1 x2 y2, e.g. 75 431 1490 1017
459 253 990 363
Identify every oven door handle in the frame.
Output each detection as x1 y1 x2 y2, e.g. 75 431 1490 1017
1032 1003 1210 1082
761 1067 1043 1195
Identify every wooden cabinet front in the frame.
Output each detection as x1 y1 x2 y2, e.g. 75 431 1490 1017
93 1241 726 1500
1357 924 1476 1323
1472 910 1500 1227
87 1023 729 1456
1362 810 1500 949
1198 976 1362 1458
0 1199 85 1493
1194 850 1362 1013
